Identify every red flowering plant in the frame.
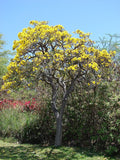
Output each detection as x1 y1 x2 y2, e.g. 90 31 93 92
23 99 37 111
0 98 38 112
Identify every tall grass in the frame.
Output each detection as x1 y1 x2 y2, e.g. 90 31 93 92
0 101 55 145
0 107 39 138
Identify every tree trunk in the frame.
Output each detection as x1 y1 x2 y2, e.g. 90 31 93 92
55 98 67 147
55 113 62 146
51 84 63 146
51 78 76 146
54 90 73 146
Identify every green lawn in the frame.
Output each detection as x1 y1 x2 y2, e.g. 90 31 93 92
0 139 119 160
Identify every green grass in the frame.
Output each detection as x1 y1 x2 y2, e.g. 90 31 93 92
0 139 120 160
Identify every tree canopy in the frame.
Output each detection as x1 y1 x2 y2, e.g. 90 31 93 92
1 21 115 92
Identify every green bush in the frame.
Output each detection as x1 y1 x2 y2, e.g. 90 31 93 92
19 104 55 145
0 107 39 138
0 103 55 145
62 80 120 155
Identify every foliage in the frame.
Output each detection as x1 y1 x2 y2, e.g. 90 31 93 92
0 34 15 86
0 34 7 80
0 98 55 145
62 80 120 155
0 96 42 139
0 107 38 138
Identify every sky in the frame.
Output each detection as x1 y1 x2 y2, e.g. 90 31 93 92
0 0 120 51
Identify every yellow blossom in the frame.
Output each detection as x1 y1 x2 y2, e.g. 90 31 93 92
92 81 95 84
7 90 11 94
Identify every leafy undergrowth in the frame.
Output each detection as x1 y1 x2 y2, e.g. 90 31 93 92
0 138 119 160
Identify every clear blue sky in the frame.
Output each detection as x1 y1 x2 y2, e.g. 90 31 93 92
0 0 120 51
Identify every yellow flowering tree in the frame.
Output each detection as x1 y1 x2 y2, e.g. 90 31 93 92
1 21 116 146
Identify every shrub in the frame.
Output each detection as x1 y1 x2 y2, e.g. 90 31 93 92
0 107 35 137
0 99 55 145
62 80 120 155
19 104 55 145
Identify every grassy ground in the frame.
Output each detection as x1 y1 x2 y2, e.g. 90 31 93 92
0 138 119 160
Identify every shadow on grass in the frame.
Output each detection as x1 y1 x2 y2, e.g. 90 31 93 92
0 145 41 160
0 144 120 160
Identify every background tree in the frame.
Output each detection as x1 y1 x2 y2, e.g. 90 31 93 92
1 21 116 146
95 33 120 82
95 34 120 61
0 34 15 87
0 34 9 86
